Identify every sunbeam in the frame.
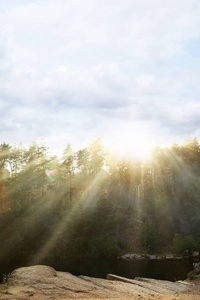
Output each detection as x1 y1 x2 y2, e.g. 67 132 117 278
31 169 106 264
1 137 200 272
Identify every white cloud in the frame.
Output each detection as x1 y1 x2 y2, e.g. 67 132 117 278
0 0 200 153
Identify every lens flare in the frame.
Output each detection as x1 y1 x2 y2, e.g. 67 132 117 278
45 168 58 181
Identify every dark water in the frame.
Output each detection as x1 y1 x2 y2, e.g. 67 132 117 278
0 257 193 283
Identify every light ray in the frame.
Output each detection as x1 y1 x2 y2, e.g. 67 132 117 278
31 169 106 264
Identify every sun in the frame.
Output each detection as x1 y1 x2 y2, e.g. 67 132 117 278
105 128 155 161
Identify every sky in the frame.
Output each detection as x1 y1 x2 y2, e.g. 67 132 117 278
1 0 200 157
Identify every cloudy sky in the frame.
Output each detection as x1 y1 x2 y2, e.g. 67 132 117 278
1 0 200 156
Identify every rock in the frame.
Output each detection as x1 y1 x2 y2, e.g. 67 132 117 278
0 265 190 300
149 255 156 260
193 262 200 273
121 253 132 259
192 251 199 258
121 253 146 260
107 274 187 295
8 265 57 286
134 254 145 260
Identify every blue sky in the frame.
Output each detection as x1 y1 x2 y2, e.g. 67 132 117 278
0 0 200 156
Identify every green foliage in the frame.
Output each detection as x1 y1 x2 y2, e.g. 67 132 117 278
142 218 158 250
172 234 198 255
0 138 200 261
88 234 120 259
2 273 10 285
0 290 11 295
187 271 197 280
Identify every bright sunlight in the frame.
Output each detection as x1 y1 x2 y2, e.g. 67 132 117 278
105 128 156 160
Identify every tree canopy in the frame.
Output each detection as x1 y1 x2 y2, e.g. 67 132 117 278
0 138 200 262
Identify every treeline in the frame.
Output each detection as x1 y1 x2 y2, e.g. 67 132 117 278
0 138 200 261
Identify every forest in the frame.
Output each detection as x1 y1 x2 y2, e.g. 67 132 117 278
0 137 200 264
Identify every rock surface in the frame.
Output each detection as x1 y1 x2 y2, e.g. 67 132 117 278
0 265 198 300
120 252 184 260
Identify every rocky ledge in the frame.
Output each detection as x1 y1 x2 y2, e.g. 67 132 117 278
120 251 200 260
0 265 194 300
